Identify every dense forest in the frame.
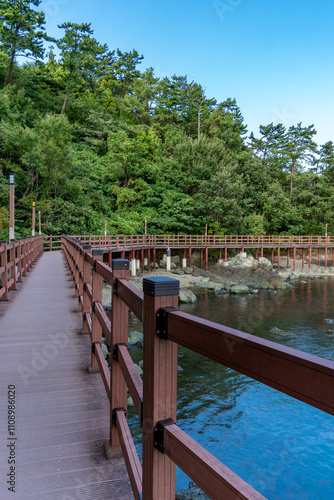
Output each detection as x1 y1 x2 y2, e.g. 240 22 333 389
1 0 334 239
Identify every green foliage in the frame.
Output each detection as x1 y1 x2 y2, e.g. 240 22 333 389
0 0 49 85
0 19 332 237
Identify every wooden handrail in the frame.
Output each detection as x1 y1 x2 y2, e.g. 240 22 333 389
165 310 334 416
162 422 265 500
0 236 44 301
61 235 334 500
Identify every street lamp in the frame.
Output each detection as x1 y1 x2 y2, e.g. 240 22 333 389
32 202 35 236
9 174 15 240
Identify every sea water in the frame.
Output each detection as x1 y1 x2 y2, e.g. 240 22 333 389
128 277 334 499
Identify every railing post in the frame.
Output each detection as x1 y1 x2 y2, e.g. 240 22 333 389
89 248 104 373
1 240 8 300
77 242 85 311
105 259 130 457
9 239 17 290
73 241 80 298
16 239 23 283
21 238 27 277
81 244 91 334
142 277 180 500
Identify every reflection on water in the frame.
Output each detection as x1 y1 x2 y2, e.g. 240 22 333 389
128 278 334 499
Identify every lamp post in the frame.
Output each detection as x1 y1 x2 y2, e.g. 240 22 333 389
104 216 107 237
9 173 15 241
32 202 35 237
325 223 328 237
39 211 41 235
145 219 147 235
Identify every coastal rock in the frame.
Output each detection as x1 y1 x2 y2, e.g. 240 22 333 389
172 269 185 275
179 289 197 303
258 257 272 270
270 326 293 337
128 330 143 347
183 267 193 274
171 255 180 264
230 284 250 294
176 481 209 500
127 396 134 407
135 364 143 376
228 255 259 270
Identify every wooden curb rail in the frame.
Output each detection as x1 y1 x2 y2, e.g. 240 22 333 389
0 236 44 301
61 235 334 500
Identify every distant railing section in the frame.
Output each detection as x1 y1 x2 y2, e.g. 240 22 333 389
0 236 44 301
68 234 334 248
61 235 334 500
43 235 61 251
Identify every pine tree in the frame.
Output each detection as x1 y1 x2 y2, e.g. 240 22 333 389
0 0 49 85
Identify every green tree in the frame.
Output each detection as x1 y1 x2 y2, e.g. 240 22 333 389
319 141 334 182
0 0 48 85
57 22 113 114
285 123 317 197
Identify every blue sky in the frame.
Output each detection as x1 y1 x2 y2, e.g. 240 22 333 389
41 0 334 146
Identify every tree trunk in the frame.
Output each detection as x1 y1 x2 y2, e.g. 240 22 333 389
197 96 205 141
4 51 16 86
290 161 295 197
61 89 70 114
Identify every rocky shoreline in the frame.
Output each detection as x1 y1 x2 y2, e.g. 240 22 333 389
118 252 332 304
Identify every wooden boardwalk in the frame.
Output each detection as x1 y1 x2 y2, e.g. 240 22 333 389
0 251 132 500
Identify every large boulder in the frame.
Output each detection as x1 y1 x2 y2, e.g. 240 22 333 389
230 284 250 294
258 257 272 270
179 288 197 303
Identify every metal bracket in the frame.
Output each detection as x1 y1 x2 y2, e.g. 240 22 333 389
92 342 101 354
93 260 97 271
113 278 119 295
154 418 176 453
84 282 87 291
112 407 127 427
156 307 179 340
92 301 101 313
113 343 128 362
83 312 87 320
139 397 143 428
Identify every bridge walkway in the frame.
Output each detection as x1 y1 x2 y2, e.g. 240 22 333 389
0 251 132 500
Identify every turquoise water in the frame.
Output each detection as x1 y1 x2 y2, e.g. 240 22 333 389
128 278 334 499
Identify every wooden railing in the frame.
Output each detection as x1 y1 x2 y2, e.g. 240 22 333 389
61 235 334 500
0 236 44 301
43 235 62 251
69 234 334 248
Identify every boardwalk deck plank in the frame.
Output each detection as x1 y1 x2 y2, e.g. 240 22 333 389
0 251 133 500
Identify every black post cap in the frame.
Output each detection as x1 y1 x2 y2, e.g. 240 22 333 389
112 259 130 270
83 244 91 250
92 248 104 256
143 277 180 296
1 240 7 244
